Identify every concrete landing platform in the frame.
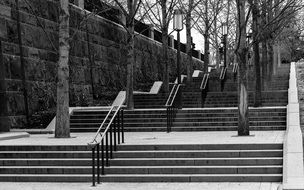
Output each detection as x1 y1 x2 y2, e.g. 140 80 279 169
0 131 285 146
0 182 281 190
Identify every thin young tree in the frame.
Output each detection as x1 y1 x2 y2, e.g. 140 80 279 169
140 0 178 92
111 0 142 109
55 0 70 138
193 0 223 73
178 0 201 82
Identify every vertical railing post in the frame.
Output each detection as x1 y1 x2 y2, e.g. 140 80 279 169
166 108 169 133
117 111 121 144
97 143 100 184
114 117 117 151
91 146 96 186
101 139 104 175
121 110 124 143
110 125 113 158
106 132 109 166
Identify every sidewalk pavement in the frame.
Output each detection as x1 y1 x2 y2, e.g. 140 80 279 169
0 131 285 146
0 182 280 190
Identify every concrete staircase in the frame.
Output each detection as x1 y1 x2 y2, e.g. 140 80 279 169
70 107 286 132
0 143 283 182
182 65 290 108
134 93 168 109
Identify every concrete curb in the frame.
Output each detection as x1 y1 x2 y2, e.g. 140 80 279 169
45 106 112 132
0 132 30 141
112 81 163 107
281 62 304 190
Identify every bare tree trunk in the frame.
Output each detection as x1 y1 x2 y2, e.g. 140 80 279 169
162 30 169 92
250 0 261 107
204 32 209 73
273 44 278 75
261 2 267 91
278 44 281 67
55 0 70 138
203 0 209 73
267 0 273 80
225 0 231 67
125 0 135 110
186 1 193 82
214 20 220 68
236 0 249 136
261 41 267 89
161 0 169 92
233 17 239 69
267 42 273 79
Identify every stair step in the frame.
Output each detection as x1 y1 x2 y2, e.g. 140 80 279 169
100 174 282 182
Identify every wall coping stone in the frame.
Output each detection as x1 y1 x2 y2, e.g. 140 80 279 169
280 62 304 190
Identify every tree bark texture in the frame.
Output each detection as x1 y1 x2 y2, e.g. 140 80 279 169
236 0 249 136
125 0 136 110
203 0 209 73
161 0 169 92
273 44 278 75
267 0 273 80
261 3 268 91
267 42 274 80
204 32 209 73
186 0 193 82
250 0 262 107
55 0 70 138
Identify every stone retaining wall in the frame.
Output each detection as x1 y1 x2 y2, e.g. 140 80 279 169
0 0 203 130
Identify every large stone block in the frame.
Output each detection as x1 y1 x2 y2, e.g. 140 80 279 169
24 58 45 81
5 79 23 91
6 92 25 115
27 81 55 114
3 54 22 79
0 116 10 132
0 4 11 18
0 92 8 116
4 115 27 129
44 61 57 82
6 19 18 44
2 41 19 55
0 18 7 39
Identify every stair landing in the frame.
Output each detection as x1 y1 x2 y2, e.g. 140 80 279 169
0 131 285 146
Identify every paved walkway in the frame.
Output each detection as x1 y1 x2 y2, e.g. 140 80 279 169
0 131 285 146
0 182 281 190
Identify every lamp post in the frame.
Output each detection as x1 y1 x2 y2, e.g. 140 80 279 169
222 23 228 68
173 9 184 84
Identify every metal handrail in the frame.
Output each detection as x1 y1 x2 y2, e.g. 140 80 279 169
233 62 238 73
89 106 115 145
219 67 227 80
88 104 124 146
165 84 181 107
200 73 209 90
88 103 125 186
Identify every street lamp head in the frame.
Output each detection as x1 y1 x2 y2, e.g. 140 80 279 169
222 23 228 35
173 9 184 31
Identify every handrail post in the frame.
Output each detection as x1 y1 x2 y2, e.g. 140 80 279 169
117 111 120 144
121 110 124 143
106 132 109 166
97 143 100 184
114 117 117 151
91 145 96 187
110 125 113 158
101 139 104 175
